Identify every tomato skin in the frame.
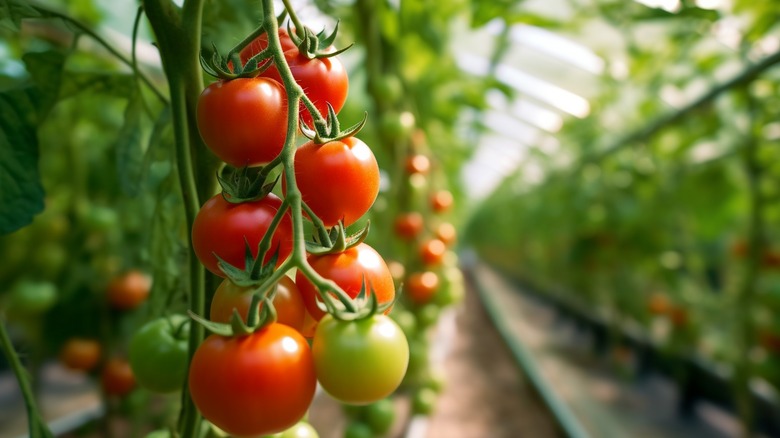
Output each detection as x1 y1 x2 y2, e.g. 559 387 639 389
189 324 316 437
239 28 298 65
211 276 306 332
128 314 189 393
101 358 136 397
290 137 379 227
295 243 395 321
192 193 293 277
405 155 430 175
419 239 446 266
60 338 101 372
261 48 348 128
365 399 395 435
197 78 288 167
107 270 151 310
312 314 409 405
406 271 439 305
431 190 453 212
8 280 57 315
393 213 424 240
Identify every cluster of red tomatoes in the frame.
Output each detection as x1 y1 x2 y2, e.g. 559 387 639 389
179 26 410 437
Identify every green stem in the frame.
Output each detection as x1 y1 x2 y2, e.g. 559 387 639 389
0 318 54 438
281 0 305 38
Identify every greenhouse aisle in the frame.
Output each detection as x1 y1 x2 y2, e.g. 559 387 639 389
469 262 748 438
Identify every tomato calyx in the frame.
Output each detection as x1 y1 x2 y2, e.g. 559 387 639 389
305 221 370 255
287 21 352 60
300 105 367 145
217 164 279 203
201 41 274 80
318 280 394 322
190 294 277 337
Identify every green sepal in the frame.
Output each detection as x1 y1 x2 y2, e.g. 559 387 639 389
217 164 279 203
215 243 280 287
199 42 273 80
306 221 370 255
301 106 367 145
288 21 353 60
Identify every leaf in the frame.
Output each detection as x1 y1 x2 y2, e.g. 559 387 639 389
0 0 40 31
0 88 44 234
22 51 66 118
115 93 144 196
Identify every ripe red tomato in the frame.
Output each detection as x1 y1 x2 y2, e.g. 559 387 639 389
197 77 288 167
419 239 446 266
435 222 457 247
431 190 453 212
393 213 424 240
192 193 293 277
291 137 379 227
60 338 101 372
106 270 151 310
260 48 348 128
101 358 136 397
210 276 306 333
239 28 298 66
406 271 439 305
312 314 409 405
189 324 316 436
405 155 430 175
296 243 395 321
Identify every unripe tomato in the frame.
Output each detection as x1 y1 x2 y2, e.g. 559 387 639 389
8 280 57 315
107 270 152 310
129 314 189 393
60 338 101 372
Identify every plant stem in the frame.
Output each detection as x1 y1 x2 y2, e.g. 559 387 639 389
0 318 54 438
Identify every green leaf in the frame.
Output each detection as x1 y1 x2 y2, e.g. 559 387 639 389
0 87 44 234
22 51 66 118
115 93 144 196
0 0 41 31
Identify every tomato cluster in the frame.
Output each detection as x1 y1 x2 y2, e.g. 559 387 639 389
181 19 409 437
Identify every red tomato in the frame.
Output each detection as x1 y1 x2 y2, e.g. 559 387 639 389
106 270 151 310
419 239 446 266
435 222 457 247
239 28 298 66
406 272 439 305
192 193 293 277
393 213 424 240
431 190 453 212
189 324 316 436
290 137 379 227
197 77 288 167
260 48 348 128
296 243 395 320
210 276 306 332
60 338 101 372
101 358 136 397
405 155 430 175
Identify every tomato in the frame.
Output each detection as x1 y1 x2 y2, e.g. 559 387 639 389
647 292 671 316
290 137 379 228
107 270 151 310
60 338 101 372
434 267 465 307
189 324 316 436
393 212 424 240
312 314 408 405
406 271 439 305
262 421 319 438
414 303 440 329
197 77 288 167
295 243 395 321
405 154 430 175
192 193 293 277
128 314 189 393
365 399 395 435
239 28 298 66
390 309 417 338
210 276 306 332
343 422 373 438
101 358 136 397
260 47 348 128
300 307 319 339
435 222 457 247
431 190 453 213
8 280 57 315
411 387 437 415
419 239 446 266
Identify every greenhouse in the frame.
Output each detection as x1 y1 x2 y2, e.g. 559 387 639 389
1 0 779 437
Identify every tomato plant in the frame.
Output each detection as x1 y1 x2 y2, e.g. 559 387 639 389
106 270 151 310
312 314 409 405
189 323 316 436
290 137 379 228
192 193 293 276
296 243 395 320
101 358 136 397
128 314 190 393
60 338 101 372
197 77 288 167
210 276 306 332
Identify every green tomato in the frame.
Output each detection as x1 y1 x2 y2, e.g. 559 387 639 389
343 422 373 438
8 280 57 315
414 303 440 329
434 267 465 306
412 387 437 415
145 430 171 438
365 398 395 435
129 314 189 393
390 309 417 338
263 421 319 438
313 314 409 405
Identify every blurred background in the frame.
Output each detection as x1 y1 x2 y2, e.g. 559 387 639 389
1 0 780 437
